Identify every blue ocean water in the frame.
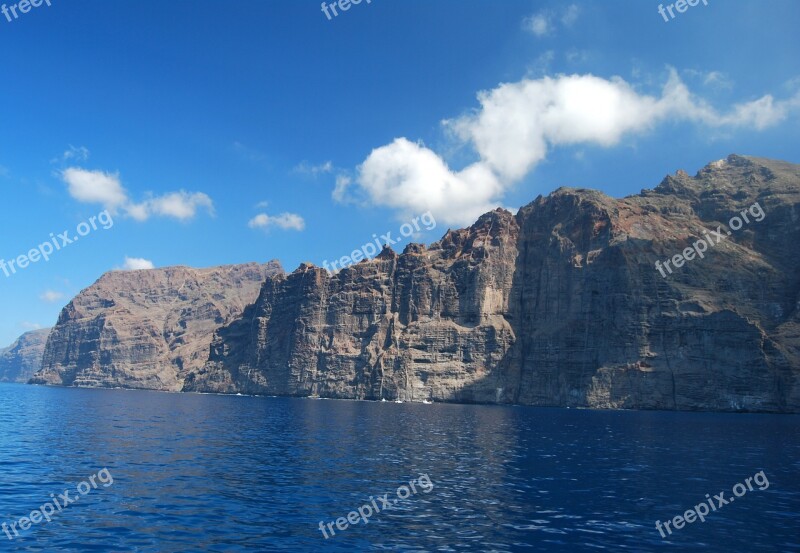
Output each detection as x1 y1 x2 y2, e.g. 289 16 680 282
0 382 797 552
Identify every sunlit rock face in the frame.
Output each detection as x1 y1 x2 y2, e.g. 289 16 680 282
32 262 282 391
185 156 800 413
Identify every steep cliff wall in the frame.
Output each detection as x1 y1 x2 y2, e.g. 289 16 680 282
31 262 282 391
509 155 799 411
0 328 50 383
185 210 519 402
185 155 800 412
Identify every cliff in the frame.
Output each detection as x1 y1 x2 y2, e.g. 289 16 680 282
31 262 282 391
0 328 50 383
184 155 800 412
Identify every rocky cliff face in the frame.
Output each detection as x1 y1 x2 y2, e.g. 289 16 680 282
31 262 282 391
185 155 800 412
0 328 50 383
184 212 519 401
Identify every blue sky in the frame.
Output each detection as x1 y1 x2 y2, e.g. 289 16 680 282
0 0 798 345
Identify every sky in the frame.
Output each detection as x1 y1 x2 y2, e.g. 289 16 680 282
0 0 798 345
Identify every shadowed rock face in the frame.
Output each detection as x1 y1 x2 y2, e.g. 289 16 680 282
31 262 282 391
184 155 800 412
0 328 50 383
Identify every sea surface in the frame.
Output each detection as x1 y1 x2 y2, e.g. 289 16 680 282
0 382 797 552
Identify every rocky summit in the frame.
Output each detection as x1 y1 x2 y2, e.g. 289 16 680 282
35 155 800 412
30 262 282 391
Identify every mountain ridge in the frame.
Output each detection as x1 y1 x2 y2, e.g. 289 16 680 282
32 155 800 412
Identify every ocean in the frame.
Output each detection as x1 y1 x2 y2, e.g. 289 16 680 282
0 382 797 552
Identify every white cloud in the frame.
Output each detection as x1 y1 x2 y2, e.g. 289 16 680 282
352 69 800 226
62 168 128 211
125 202 150 221
655 71 800 130
357 138 502 225
131 191 215 222
725 95 787 130
39 290 65 303
61 168 214 222
248 212 305 231
120 257 155 271
20 321 43 331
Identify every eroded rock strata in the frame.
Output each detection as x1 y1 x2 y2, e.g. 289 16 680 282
185 156 800 412
31 262 282 390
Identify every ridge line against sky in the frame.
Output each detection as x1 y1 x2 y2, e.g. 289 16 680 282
0 0 798 344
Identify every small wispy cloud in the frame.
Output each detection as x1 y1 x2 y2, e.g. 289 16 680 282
332 174 352 203
561 4 581 26
526 50 556 76
39 290 65 303
565 48 590 64
293 160 334 177
233 141 268 163
52 145 90 164
522 12 552 37
248 212 305 231
684 69 734 90
523 4 581 37
785 76 800 92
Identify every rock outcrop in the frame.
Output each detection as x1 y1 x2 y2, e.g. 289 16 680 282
184 155 800 412
31 262 282 390
0 328 50 383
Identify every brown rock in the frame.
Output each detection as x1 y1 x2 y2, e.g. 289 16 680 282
31 262 282 390
186 156 800 412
